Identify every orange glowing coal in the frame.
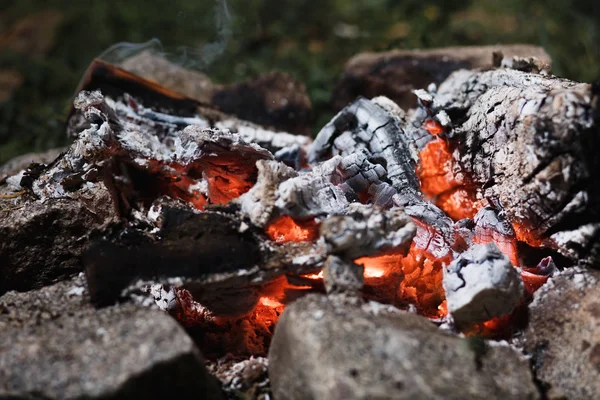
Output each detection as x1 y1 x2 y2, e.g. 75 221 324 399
132 154 260 211
417 139 482 220
265 215 319 243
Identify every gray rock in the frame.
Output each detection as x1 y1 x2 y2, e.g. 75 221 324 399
323 255 364 296
269 295 539 400
443 243 524 327
0 183 117 295
0 280 223 400
0 274 92 329
519 268 600 399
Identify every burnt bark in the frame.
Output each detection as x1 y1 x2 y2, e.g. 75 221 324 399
429 66 600 265
332 44 551 111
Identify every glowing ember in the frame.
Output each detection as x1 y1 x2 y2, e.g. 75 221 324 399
355 227 450 319
417 139 481 220
474 223 519 267
259 296 284 308
303 271 324 280
265 216 319 243
424 119 445 135
199 155 259 205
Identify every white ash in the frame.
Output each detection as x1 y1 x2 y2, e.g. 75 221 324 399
5 170 24 191
238 160 298 227
274 156 349 218
529 267 597 308
443 243 524 327
215 118 311 151
413 88 434 104
207 356 271 399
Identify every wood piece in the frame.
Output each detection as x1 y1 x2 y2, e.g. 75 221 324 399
332 44 551 111
428 67 600 265
120 52 313 134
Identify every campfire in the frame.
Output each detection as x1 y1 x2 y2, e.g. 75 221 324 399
1 45 599 399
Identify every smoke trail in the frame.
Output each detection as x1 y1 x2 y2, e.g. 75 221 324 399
176 0 233 70
96 0 232 71
97 38 164 65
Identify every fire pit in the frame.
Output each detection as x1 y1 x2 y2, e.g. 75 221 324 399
1 45 599 399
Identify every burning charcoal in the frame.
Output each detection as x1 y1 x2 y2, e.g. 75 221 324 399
443 243 524 327
323 255 364 296
424 66 600 265
309 97 420 204
269 294 540 400
319 203 416 259
0 282 223 399
332 45 551 111
474 206 519 265
518 268 600 399
520 256 558 296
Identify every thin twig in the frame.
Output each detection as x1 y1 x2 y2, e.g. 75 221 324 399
0 190 25 199
1 205 23 213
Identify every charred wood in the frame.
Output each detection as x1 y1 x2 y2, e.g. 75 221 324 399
426 66 600 265
332 44 551 111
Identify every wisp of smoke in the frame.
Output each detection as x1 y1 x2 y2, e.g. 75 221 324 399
96 0 232 71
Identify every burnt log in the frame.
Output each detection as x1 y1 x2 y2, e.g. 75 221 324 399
332 44 551 111
428 66 600 265
119 52 313 134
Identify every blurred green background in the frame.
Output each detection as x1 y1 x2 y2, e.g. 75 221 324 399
0 0 598 164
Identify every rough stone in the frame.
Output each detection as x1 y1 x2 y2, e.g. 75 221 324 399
269 294 540 400
323 255 364 296
0 182 117 295
0 280 223 400
519 268 600 399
